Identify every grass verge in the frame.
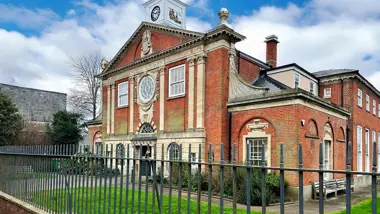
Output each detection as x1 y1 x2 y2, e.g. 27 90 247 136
33 187 262 214
329 197 380 214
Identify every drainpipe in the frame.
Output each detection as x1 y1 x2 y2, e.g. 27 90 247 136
228 112 232 162
341 79 344 107
237 51 241 74
346 121 351 165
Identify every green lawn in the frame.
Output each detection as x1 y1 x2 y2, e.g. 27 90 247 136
330 197 380 214
33 187 261 214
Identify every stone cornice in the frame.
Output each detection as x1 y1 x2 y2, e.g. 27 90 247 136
320 73 380 98
227 88 350 117
100 22 204 75
99 23 245 79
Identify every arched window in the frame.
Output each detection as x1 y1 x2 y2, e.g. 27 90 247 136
139 123 155 134
167 143 180 160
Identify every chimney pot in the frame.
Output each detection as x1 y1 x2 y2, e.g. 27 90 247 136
264 35 279 68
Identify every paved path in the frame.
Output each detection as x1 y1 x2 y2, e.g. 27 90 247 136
249 185 375 214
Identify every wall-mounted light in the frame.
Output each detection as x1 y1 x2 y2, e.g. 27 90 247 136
301 120 305 127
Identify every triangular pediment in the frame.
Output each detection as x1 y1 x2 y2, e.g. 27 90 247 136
103 22 203 73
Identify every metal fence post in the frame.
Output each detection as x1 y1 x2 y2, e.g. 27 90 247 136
220 144 225 214
280 143 285 214
318 142 324 214
246 142 251 214
346 141 352 214
261 143 266 214
372 141 377 214
207 144 213 214
178 144 183 214
197 144 202 214
125 144 130 214
232 144 237 214
187 144 192 214
298 143 304 214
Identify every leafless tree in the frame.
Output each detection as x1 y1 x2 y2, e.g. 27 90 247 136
13 120 50 145
68 53 103 120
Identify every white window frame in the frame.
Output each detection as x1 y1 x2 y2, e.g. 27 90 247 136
294 73 300 88
117 81 129 107
357 126 363 172
378 104 380 118
374 99 377 116
310 82 314 94
358 89 363 107
168 64 186 97
247 138 268 166
365 129 370 172
324 88 331 98
366 94 370 112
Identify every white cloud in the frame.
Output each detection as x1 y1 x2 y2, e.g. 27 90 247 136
0 4 59 29
0 0 211 94
67 9 76 16
1 0 380 96
233 0 380 90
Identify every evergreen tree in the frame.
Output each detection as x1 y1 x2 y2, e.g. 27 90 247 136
0 92 22 146
47 111 85 145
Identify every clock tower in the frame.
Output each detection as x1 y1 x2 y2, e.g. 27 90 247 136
144 0 187 29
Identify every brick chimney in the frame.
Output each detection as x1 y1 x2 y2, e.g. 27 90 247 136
264 35 279 68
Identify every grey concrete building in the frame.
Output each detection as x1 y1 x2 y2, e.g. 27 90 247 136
0 83 67 123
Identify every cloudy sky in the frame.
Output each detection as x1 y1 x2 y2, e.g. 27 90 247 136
0 0 380 94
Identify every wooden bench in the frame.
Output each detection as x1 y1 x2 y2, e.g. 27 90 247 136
313 178 354 200
313 180 337 200
335 178 354 194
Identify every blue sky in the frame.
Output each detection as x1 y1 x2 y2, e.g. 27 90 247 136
0 0 380 94
1 0 305 35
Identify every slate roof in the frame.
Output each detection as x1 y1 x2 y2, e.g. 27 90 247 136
252 75 289 92
313 69 358 78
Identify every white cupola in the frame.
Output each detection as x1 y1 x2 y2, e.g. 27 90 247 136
144 0 188 29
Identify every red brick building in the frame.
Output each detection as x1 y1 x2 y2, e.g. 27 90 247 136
87 1 379 198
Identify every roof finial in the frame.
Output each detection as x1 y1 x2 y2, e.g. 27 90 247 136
218 8 230 26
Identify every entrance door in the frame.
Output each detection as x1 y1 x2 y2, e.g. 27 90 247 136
139 146 151 176
323 140 331 180
365 129 370 172
357 126 363 172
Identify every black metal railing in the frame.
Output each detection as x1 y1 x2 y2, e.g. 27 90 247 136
0 141 378 214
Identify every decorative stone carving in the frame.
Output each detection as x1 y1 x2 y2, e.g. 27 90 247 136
135 121 157 135
197 54 207 64
101 59 109 70
247 119 268 131
218 8 230 26
187 57 195 67
135 68 160 125
229 49 237 72
229 48 267 100
141 30 152 57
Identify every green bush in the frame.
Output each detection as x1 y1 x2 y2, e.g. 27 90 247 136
233 168 286 205
154 162 286 206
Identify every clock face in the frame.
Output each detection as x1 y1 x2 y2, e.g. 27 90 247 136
151 6 160 22
139 75 155 103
